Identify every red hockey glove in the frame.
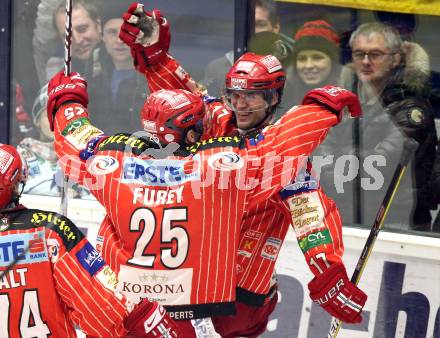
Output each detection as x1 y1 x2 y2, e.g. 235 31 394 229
119 3 170 72
47 71 88 131
302 86 362 121
308 262 367 323
124 300 181 337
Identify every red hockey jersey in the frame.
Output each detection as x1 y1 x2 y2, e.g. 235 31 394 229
52 96 339 319
140 55 345 305
0 206 128 338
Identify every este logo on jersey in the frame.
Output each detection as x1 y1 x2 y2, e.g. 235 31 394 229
0 232 48 266
122 158 200 186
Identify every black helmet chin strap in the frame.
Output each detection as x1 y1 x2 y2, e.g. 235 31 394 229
256 89 278 128
257 110 275 129
12 182 25 207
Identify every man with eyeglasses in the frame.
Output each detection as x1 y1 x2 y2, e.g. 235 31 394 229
349 24 403 98
316 22 437 232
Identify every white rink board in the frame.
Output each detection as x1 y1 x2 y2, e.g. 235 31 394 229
265 227 440 338
21 194 440 338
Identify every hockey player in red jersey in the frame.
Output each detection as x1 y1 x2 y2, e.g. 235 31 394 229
47 61 364 336
119 4 368 337
0 143 180 337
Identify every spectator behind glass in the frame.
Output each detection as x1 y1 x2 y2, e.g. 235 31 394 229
16 86 90 198
203 0 280 97
247 30 294 118
314 22 437 231
85 1 147 134
43 0 102 83
286 20 342 108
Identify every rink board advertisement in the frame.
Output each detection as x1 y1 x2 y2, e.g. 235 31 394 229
264 229 440 338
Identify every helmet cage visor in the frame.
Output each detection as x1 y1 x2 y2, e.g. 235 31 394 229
223 88 275 113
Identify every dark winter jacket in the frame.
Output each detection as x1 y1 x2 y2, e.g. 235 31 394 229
432 141 440 204
315 43 437 229
84 45 148 135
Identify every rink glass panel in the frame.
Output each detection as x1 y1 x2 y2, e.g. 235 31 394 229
249 1 440 236
9 0 234 196
8 0 440 236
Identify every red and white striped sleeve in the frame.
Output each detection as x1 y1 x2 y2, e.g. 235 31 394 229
50 230 128 337
279 173 345 277
52 103 104 188
248 104 340 203
143 54 201 93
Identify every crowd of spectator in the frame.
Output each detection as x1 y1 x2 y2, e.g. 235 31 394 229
9 0 440 233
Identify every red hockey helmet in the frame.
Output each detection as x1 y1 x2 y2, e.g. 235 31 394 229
224 53 285 114
0 144 27 208
225 52 285 92
140 89 205 144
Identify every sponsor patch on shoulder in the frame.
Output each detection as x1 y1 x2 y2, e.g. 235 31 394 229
287 191 325 236
76 242 105 276
175 65 189 80
87 155 119 175
208 152 244 171
61 117 90 136
95 235 104 253
260 237 282 261
30 211 83 250
238 230 262 258
47 238 60 263
65 124 103 151
96 265 120 298
279 169 318 199
298 228 332 253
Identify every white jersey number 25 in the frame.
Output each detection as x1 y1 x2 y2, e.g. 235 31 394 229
128 207 189 269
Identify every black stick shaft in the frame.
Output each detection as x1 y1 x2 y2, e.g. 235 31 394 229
64 0 72 76
351 139 418 284
60 0 73 216
327 139 418 338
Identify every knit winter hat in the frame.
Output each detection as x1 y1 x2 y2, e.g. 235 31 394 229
293 20 340 62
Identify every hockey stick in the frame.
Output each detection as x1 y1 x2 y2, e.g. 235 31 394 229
327 139 419 338
60 0 73 216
